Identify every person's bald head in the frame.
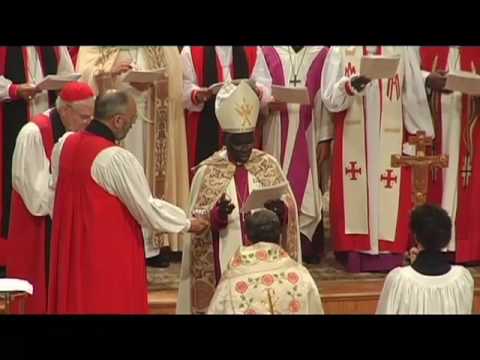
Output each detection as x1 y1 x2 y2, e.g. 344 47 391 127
94 90 137 141
246 209 281 244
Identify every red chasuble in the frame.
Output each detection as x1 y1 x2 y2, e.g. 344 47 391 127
47 127 149 314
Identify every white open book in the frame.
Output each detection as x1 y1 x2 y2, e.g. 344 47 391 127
240 182 290 213
360 55 400 79
0 278 33 294
123 70 165 84
271 85 310 105
36 73 82 91
445 71 480 95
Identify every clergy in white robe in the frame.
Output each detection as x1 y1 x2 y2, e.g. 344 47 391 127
75 46 190 257
208 209 323 315
321 46 434 272
262 46 333 262
47 91 208 313
7 82 95 314
181 46 272 170
0 47 73 266
177 80 301 314
377 204 473 314
418 47 480 263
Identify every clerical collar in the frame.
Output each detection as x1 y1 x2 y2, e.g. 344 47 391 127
50 108 66 143
85 119 116 143
411 250 451 276
291 46 304 53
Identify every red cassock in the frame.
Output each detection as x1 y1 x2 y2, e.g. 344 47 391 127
7 113 55 314
47 130 149 314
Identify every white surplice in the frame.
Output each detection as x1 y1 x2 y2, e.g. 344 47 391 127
376 265 474 314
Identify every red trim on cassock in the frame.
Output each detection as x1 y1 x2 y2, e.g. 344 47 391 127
7 113 54 314
455 47 480 263
47 132 148 314
8 84 20 100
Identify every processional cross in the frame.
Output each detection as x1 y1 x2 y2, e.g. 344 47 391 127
391 131 449 207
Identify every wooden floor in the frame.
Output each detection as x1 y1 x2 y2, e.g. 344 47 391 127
149 275 480 314
3 275 479 314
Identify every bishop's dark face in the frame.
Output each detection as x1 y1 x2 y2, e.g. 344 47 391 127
225 132 255 165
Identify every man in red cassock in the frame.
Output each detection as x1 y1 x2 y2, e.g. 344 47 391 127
48 90 208 314
7 82 95 314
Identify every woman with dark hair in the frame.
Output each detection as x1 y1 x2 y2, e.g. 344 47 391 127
377 204 474 314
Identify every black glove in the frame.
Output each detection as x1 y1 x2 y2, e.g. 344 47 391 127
217 193 235 218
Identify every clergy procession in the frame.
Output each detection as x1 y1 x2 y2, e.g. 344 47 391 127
0 46 478 315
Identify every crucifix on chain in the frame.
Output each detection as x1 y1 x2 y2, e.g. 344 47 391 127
289 74 301 87
391 130 449 207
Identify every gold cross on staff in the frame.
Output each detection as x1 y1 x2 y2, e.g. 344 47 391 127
391 130 449 207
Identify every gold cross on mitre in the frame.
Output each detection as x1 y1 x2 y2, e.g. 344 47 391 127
234 97 254 127
391 130 449 207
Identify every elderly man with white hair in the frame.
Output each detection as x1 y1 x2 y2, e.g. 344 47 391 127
7 82 95 314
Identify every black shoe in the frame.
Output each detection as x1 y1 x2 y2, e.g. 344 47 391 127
147 254 170 268
303 255 321 265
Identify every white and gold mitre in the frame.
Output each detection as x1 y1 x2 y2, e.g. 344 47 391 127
214 80 260 134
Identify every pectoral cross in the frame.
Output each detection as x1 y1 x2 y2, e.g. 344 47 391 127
391 131 449 207
289 74 301 87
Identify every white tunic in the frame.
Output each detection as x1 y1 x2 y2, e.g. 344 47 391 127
181 46 272 111
51 132 191 250
376 265 474 314
208 242 323 315
263 46 334 240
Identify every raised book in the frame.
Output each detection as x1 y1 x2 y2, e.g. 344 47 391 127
271 85 310 105
445 71 480 95
36 73 82 91
0 278 33 294
123 70 166 84
360 55 400 79
240 182 290 214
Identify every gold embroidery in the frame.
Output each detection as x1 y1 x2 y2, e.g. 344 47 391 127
189 150 300 314
234 97 254 127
